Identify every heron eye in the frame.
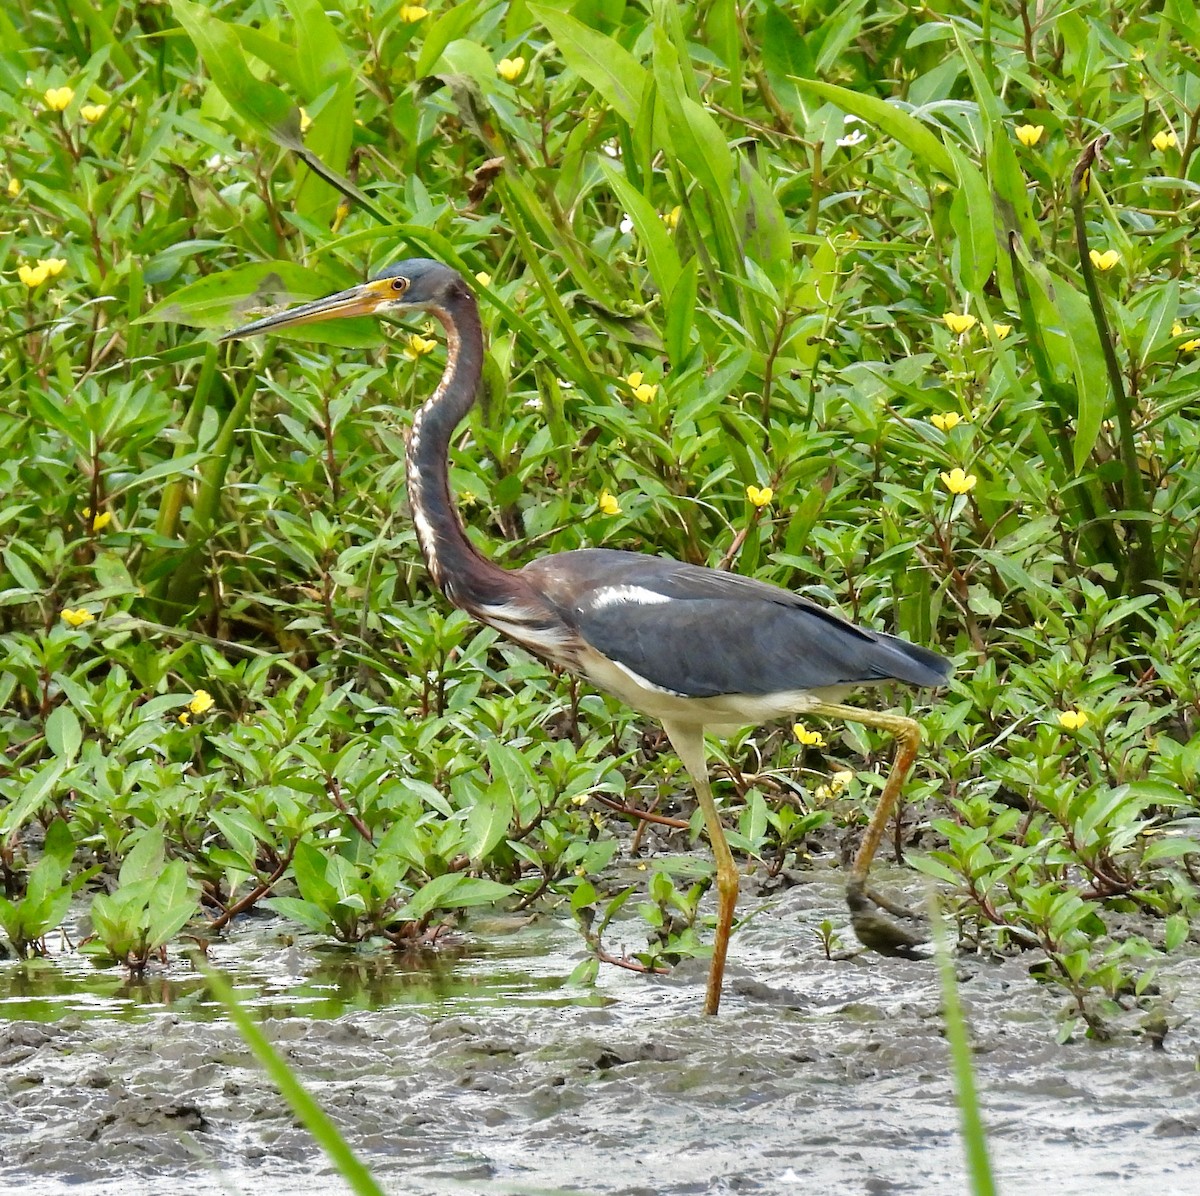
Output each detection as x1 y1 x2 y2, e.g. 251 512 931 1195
391 277 408 293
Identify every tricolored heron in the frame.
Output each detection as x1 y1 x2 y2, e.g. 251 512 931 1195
221 258 952 1015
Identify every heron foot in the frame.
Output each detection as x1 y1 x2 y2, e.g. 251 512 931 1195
845 877 928 959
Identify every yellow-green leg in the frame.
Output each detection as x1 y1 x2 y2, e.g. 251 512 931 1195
663 719 737 1016
807 701 927 956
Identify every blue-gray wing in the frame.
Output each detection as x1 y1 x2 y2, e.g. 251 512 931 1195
519 549 951 699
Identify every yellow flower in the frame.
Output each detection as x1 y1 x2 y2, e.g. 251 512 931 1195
1172 322 1185 338
331 201 350 234
991 323 1012 340
746 485 773 508
1152 130 1177 152
1015 124 1044 147
403 333 437 359
475 271 491 286
60 608 94 627
80 103 106 123
188 689 215 716
399 5 428 21
39 257 67 277
1058 709 1089 731
44 86 75 112
943 312 977 334
299 108 313 133
930 412 962 432
178 711 191 727
1181 338 1200 352
793 723 826 748
497 56 526 83
6 178 19 197
83 507 112 532
663 205 681 229
19 263 51 287
632 383 656 403
1090 249 1119 271
626 370 644 387
940 468 977 495
598 489 621 516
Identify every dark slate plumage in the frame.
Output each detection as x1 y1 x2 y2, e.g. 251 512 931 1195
520 549 951 699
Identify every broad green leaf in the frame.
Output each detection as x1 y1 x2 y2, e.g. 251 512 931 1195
142 261 381 347
598 159 682 299
292 839 339 909
171 0 303 147
1013 243 1109 472
739 160 791 285
119 826 166 886
402 872 513 921
665 256 699 369
264 896 336 935
147 859 199 948
1 761 65 837
1137 281 1179 367
529 3 646 125
792 78 956 179
759 0 813 118
44 705 82 765
653 31 734 200
284 0 352 97
416 0 483 76
947 143 996 291
462 792 513 863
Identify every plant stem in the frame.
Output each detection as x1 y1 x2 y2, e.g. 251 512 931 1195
1070 138 1157 591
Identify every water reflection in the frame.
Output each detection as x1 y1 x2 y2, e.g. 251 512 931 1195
0 917 603 1022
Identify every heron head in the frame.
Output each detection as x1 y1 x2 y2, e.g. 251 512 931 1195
219 257 464 341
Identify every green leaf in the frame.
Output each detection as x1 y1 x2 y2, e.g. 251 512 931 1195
45 705 82 765
529 3 646 125
598 158 682 300
201 966 387 1196
462 792 513 863
739 160 791 285
947 144 996 291
792 78 956 179
284 0 351 97
292 839 339 910
1 761 65 837
147 859 199 949
141 262 377 348
264 896 336 935
416 0 482 77
120 826 166 886
171 0 303 147
401 872 512 921
1137 281 1179 367
665 256 699 368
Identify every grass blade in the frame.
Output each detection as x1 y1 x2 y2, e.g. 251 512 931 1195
201 965 386 1196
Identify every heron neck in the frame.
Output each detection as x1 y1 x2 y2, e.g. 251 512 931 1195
405 286 512 609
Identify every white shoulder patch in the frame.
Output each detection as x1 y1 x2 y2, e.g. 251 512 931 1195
587 584 672 612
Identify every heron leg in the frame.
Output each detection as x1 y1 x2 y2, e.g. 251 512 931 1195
806 701 926 957
662 719 737 1016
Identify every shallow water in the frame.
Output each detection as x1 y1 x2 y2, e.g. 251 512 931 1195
2 869 1198 1196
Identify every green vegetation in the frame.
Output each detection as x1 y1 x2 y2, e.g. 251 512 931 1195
2 0 1199 1038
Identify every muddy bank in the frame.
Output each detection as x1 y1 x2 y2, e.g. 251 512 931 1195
2 873 1198 1196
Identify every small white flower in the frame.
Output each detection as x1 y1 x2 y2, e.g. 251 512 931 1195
843 115 863 126
837 129 867 148
619 213 634 234
602 142 621 159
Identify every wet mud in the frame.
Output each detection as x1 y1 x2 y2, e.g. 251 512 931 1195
2 868 1198 1196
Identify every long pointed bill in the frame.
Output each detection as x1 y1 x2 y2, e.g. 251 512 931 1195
219 280 390 341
